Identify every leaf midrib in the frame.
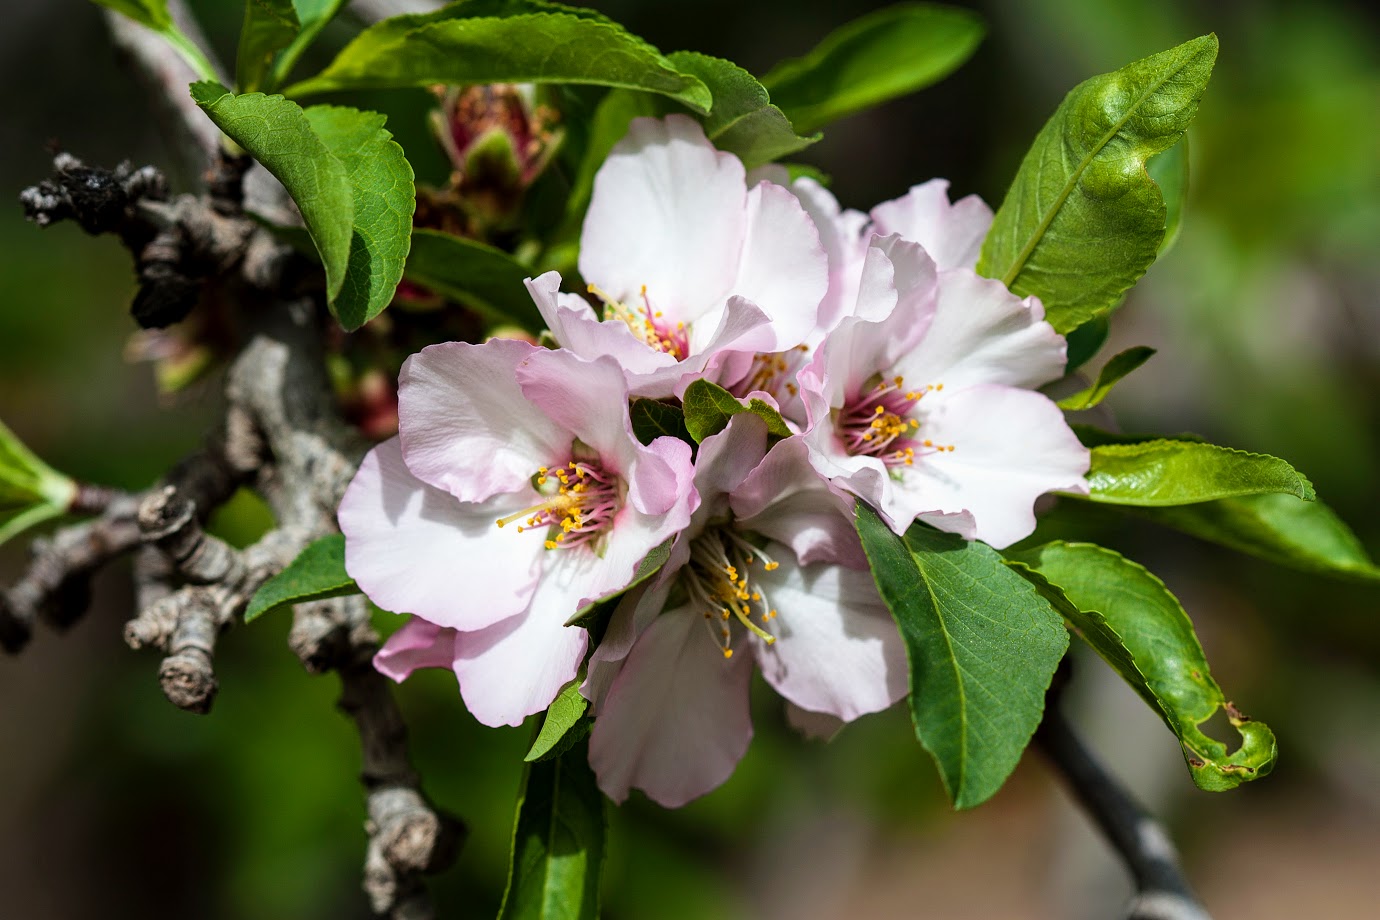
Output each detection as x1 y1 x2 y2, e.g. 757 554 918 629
913 551 969 802
999 51 1196 288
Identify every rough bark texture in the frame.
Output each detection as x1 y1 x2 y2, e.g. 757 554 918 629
5 3 461 916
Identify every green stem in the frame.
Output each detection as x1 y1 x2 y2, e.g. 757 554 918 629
163 25 220 83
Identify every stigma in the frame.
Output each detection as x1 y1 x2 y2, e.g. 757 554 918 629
587 283 689 360
495 460 621 550
684 528 781 659
838 376 953 467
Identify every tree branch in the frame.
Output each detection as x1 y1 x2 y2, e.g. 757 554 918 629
1036 704 1212 920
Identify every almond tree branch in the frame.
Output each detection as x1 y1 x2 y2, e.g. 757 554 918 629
6 2 463 915
1036 703 1212 920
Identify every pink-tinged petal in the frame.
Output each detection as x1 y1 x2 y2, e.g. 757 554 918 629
339 439 540 631
581 578 672 714
684 293 775 362
525 273 678 377
731 182 829 351
631 434 696 517
731 436 865 569
785 703 845 742
588 608 754 806
398 339 568 502
689 413 770 525
890 269 1067 392
580 115 746 326
374 618 457 682
870 180 993 271
752 548 906 721
515 348 638 471
894 385 1090 548
452 558 592 727
785 178 870 332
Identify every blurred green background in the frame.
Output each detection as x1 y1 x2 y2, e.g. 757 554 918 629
2 1 1378 917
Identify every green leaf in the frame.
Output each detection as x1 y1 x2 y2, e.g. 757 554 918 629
855 504 1069 809
91 0 170 30
681 379 792 443
271 0 349 88
1135 493 1380 583
525 681 592 763
762 3 984 134
665 52 818 169
403 229 543 331
244 533 360 623
1011 542 1277 790
628 399 692 447
1057 346 1156 411
92 0 218 80
285 1 711 113
1061 317 1109 372
191 83 354 303
498 740 606 920
0 418 76 547
975 35 1219 334
303 105 416 330
1078 439 1316 506
1149 135 1189 255
237 0 300 93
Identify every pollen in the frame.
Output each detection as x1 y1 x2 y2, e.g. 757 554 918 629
495 458 621 550
685 528 785 657
587 283 689 359
838 376 951 468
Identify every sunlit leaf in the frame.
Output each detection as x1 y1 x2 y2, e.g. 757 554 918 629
666 52 818 168
237 0 300 93
855 504 1068 808
1077 439 1315 506
1057 346 1156 410
285 0 711 113
976 35 1218 333
498 740 605 920
525 681 592 763
762 3 984 134
304 105 416 330
403 229 543 331
1010 542 1277 790
681 380 791 443
245 534 360 623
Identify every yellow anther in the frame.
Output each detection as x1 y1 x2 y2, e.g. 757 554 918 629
723 648 734 659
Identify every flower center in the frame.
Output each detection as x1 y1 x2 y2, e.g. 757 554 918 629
727 345 810 401
494 460 621 550
838 376 953 468
587 283 689 360
684 528 780 659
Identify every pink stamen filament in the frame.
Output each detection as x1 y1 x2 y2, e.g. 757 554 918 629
838 377 953 467
494 461 620 550
588 283 690 360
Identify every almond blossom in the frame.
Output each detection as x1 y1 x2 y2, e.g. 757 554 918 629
798 233 1089 548
523 115 829 399
585 414 906 807
338 339 695 727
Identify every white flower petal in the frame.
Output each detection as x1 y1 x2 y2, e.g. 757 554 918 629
588 607 754 806
452 558 593 727
870 179 993 271
895 385 1090 548
398 339 568 502
732 181 829 350
580 115 746 327
752 549 907 721
338 439 540 631
890 269 1067 392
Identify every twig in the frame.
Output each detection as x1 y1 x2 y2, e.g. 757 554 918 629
1036 704 1212 920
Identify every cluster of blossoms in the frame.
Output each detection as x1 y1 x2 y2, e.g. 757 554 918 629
339 115 1090 807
